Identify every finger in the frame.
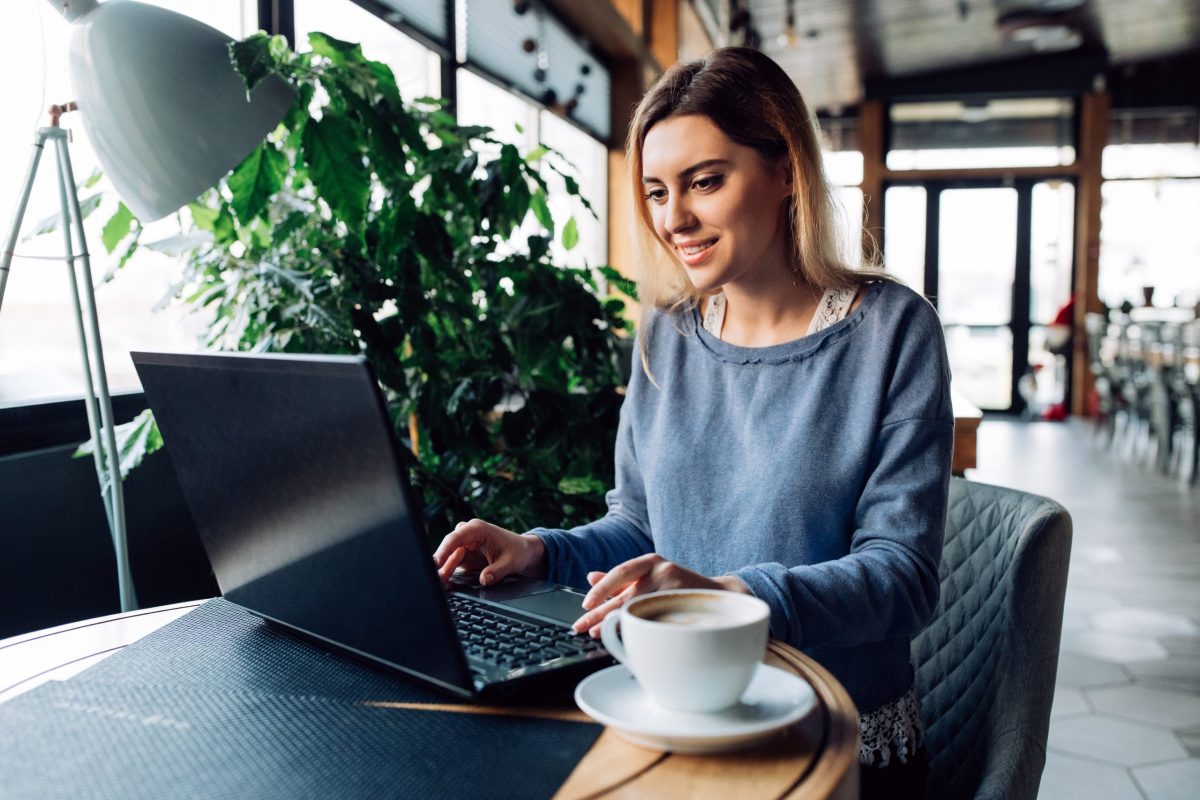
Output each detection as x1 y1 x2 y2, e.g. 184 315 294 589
586 571 606 586
432 523 480 564
480 552 517 586
582 557 656 609
573 584 636 634
437 546 467 583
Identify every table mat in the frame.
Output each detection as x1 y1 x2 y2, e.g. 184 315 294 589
75 598 456 705
0 680 601 800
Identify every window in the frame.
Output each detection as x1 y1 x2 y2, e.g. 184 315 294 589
0 1 251 404
294 0 441 101
1099 114 1200 311
539 111 607 269
1099 178 1200 310
457 70 608 270
820 119 863 267
887 98 1076 170
456 68 540 151
882 186 927 292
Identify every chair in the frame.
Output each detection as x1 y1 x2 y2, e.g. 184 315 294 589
913 478 1073 800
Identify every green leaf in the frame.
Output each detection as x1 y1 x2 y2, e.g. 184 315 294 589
101 202 135 254
308 31 364 65
600 266 639 300
73 409 163 482
101 236 139 282
228 33 279 93
525 145 549 163
530 190 553 233
142 231 211 255
227 142 287 224
25 193 103 240
188 202 218 231
191 202 237 245
302 115 368 229
557 476 607 495
562 216 579 251
82 168 103 189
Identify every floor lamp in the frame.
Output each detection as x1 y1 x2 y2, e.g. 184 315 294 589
0 0 292 612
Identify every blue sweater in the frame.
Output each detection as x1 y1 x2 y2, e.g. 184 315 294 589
532 281 953 713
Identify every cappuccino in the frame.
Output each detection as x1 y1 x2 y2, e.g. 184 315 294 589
600 589 770 713
633 595 752 627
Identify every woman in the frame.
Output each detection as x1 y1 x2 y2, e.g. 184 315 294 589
434 47 951 794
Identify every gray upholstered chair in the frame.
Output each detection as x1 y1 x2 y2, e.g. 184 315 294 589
913 477 1073 800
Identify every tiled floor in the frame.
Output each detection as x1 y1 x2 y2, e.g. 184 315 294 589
969 418 1200 800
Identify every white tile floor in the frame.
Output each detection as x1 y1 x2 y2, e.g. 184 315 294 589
970 419 1200 800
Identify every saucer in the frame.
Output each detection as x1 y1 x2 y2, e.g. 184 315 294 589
574 663 816 754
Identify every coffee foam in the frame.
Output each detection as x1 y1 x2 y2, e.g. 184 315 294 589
630 593 759 628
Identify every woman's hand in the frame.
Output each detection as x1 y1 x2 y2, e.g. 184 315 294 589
573 554 750 637
432 519 548 587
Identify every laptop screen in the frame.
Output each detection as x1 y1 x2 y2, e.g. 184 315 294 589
132 351 474 695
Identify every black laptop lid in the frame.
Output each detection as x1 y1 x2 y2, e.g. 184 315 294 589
132 351 474 696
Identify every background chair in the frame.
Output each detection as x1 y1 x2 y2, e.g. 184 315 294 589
913 478 1073 800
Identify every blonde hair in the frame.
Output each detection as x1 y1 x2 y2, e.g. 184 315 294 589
626 47 891 336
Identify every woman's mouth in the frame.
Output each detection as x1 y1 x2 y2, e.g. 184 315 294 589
676 238 717 267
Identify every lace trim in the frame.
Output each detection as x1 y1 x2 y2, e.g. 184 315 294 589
702 292 726 337
858 686 924 768
701 287 854 340
807 286 857 335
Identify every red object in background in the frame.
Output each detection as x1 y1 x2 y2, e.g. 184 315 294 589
1052 295 1075 326
1042 402 1067 421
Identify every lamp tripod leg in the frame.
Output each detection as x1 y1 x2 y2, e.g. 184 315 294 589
0 132 50 313
50 132 137 613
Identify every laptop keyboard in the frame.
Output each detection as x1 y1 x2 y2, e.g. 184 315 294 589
447 594 604 670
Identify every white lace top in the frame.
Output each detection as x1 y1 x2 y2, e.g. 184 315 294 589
702 286 925 768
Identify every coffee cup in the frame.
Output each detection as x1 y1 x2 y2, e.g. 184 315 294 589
599 589 770 713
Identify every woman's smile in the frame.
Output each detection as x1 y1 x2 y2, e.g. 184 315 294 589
676 238 718 266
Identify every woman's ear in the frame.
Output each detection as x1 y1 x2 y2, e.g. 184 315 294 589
779 159 794 200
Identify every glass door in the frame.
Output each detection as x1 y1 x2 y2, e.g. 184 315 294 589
882 180 1075 414
938 187 1019 410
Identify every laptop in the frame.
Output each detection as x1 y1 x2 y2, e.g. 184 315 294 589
131 351 612 701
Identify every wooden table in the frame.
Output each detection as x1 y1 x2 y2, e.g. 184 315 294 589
952 388 982 475
0 602 860 799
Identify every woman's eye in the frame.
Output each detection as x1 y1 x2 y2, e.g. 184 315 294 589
692 174 723 191
644 188 667 203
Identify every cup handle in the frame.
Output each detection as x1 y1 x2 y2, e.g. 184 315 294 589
600 611 627 665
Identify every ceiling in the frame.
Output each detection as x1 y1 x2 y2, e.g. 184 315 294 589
743 0 1200 113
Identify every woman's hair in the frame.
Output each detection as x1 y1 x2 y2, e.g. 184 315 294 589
625 47 891 319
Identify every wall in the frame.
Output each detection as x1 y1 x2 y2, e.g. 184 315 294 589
0 444 216 639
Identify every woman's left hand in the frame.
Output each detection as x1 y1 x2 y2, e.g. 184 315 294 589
572 553 750 637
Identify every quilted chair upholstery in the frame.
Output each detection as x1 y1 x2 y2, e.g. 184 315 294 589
913 478 1072 800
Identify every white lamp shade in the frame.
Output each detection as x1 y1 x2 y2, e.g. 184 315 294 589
66 1 293 221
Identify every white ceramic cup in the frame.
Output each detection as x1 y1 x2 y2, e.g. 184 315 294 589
599 589 770 713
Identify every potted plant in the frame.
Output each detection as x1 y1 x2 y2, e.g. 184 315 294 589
89 32 635 542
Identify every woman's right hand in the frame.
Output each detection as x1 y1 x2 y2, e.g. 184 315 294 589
432 519 548 587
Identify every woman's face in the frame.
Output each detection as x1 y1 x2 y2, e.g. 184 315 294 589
641 114 792 294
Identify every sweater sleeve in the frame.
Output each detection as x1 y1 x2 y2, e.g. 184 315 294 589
733 301 954 649
529 346 655 590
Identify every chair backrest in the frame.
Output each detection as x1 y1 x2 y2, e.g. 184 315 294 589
913 478 1072 800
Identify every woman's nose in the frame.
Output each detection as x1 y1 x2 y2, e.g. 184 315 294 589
663 196 696 236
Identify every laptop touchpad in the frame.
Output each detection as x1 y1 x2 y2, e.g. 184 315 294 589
501 589 589 625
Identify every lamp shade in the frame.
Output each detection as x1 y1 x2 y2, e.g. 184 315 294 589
61 0 293 221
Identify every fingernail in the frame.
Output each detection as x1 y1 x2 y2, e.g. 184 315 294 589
481 573 493 586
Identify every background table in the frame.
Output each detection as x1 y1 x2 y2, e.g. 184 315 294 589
0 602 860 799
952 388 983 475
